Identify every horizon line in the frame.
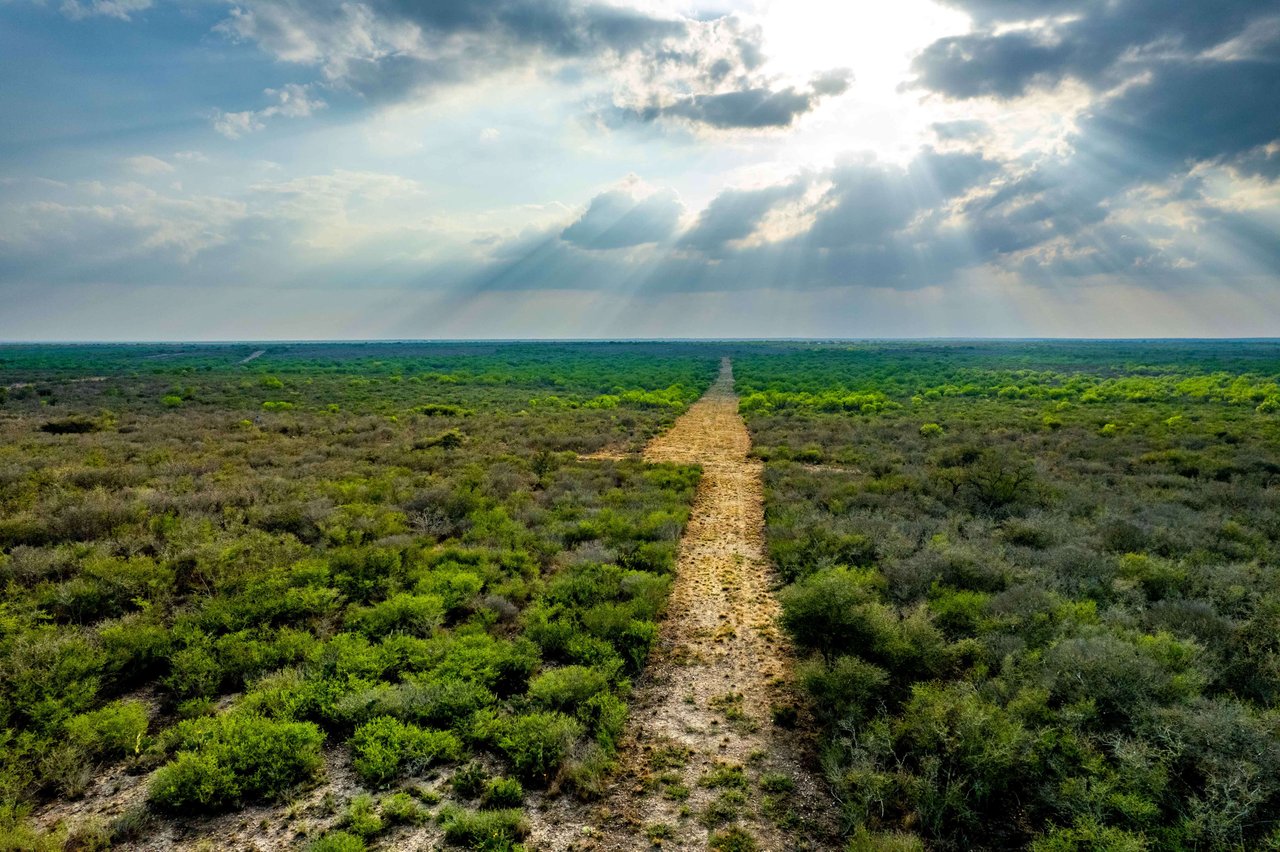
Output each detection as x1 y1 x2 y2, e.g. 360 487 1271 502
2 336 1280 346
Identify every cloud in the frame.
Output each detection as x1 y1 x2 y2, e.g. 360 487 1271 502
123 155 175 176
1078 61 1280 175
58 0 150 20
619 71 851 130
678 179 809 253
0 184 249 286
561 185 683 250
213 83 326 139
900 0 1280 282
214 2 850 131
914 0 1271 98
931 120 989 142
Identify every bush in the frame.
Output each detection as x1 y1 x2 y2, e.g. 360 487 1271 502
498 711 583 784
846 827 925 852
341 794 383 839
163 643 222 699
6 629 105 731
349 716 461 786
800 656 890 724
332 677 495 729
579 691 628 751
452 762 489 798
780 568 884 660
65 699 149 759
149 714 325 811
308 830 366 852
439 807 528 851
709 826 758 852
482 777 524 808
345 593 445 638
1030 819 1148 852
526 665 609 712
380 791 425 825
39 417 102 435
894 683 1034 839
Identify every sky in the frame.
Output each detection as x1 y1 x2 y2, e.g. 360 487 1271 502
0 0 1278 340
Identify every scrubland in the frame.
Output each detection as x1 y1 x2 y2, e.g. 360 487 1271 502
739 341 1280 850
4 339 1280 851
0 342 716 850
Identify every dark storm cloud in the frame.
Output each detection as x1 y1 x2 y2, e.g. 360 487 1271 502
469 148 1004 294
560 187 683 250
911 0 1280 103
903 0 1280 279
914 0 1273 99
620 70 852 130
806 150 997 250
1078 61 1280 175
678 179 808 253
355 0 687 58
221 0 851 130
628 87 811 129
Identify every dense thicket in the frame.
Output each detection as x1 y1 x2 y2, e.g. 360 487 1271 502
0 343 716 848
738 342 1280 851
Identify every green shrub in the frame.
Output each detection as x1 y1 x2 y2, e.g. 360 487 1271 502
526 665 609 712
709 826 758 852
149 714 325 811
846 827 926 852
482 777 523 809
780 568 885 660
1030 819 1148 852
98 616 171 685
759 772 795 794
65 699 149 759
350 716 461 786
579 691 628 751
6 629 105 730
380 791 425 825
345 593 445 638
332 677 495 729
163 643 222 699
799 656 890 725
498 711 583 784
341 794 383 839
308 830 366 852
439 807 528 851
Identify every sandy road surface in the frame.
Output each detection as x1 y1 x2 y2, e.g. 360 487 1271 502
529 359 835 851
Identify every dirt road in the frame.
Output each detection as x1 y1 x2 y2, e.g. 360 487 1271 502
530 359 834 850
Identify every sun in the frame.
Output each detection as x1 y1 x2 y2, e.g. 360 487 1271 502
753 0 972 163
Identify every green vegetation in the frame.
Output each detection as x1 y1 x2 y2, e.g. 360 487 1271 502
0 342 715 844
7 339 1280 849
738 340 1280 850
